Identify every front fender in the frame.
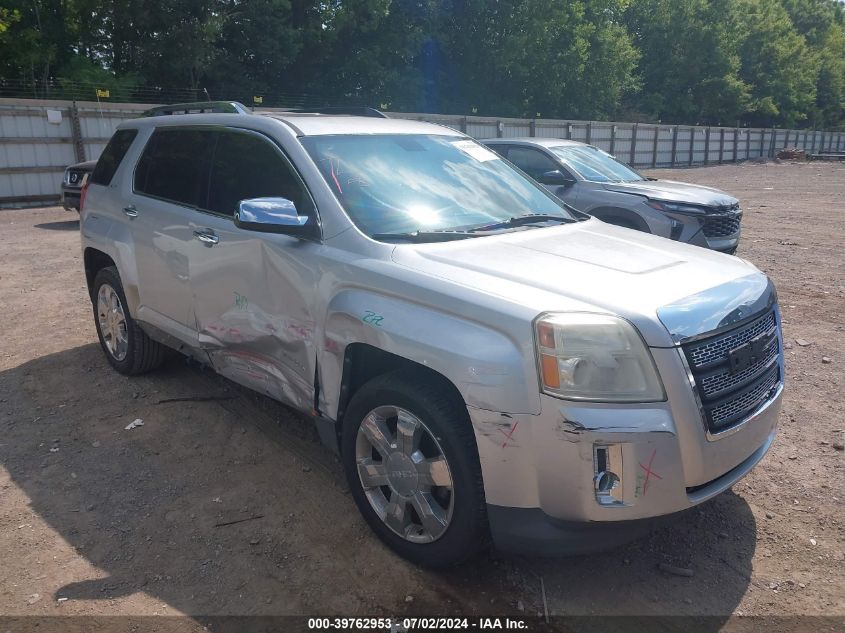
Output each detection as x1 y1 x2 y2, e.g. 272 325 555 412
319 289 539 419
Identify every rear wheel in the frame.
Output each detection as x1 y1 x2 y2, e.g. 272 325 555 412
342 372 488 566
92 266 166 375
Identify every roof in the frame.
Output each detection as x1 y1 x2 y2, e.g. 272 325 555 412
118 110 462 137
480 137 588 148
261 113 457 136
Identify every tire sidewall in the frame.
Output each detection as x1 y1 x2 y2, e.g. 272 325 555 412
341 376 485 566
92 267 139 374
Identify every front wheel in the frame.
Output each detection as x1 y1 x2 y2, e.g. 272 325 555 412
342 372 488 566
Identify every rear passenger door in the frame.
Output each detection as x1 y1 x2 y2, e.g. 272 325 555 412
188 128 321 411
129 127 215 342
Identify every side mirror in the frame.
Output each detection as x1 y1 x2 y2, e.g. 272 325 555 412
539 170 576 186
234 197 313 237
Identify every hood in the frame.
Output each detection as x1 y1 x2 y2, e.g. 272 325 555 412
603 179 738 208
67 160 98 171
390 219 765 347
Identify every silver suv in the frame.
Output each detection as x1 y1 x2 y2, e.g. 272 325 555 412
483 138 742 253
80 104 783 566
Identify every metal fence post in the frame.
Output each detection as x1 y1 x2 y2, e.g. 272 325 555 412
759 129 766 157
651 126 659 167
566 123 572 140
630 123 638 166
704 127 711 165
529 119 536 137
733 128 739 162
718 128 725 164
460 117 467 134
496 120 503 138
610 124 617 156
769 128 776 158
671 125 679 167
745 128 751 158
810 130 816 153
586 121 592 145
689 128 695 166
784 129 790 149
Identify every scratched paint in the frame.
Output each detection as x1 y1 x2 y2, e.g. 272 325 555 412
498 421 519 449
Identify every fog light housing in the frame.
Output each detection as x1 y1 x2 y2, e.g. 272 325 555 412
594 444 625 506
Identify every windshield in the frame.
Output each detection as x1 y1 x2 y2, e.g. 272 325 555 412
300 134 575 238
549 145 644 183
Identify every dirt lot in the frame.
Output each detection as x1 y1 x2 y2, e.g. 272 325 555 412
0 161 842 629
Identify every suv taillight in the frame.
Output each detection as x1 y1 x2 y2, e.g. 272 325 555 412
79 175 90 212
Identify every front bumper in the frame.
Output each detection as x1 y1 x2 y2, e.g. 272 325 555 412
62 186 81 211
468 346 782 555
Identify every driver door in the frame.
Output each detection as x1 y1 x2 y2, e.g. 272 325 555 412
506 145 579 206
188 128 320 411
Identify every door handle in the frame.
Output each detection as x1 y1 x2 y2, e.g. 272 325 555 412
193 229 219 246
122 205 138 218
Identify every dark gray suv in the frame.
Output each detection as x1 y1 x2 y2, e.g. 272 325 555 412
483 138 742 253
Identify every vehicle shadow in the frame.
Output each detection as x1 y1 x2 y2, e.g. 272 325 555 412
0 344 511 626
480 491 757 626
0 344 754 629
34 219 79 231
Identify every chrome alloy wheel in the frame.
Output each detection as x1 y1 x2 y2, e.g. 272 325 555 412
355 405 455 543
97 283 129 361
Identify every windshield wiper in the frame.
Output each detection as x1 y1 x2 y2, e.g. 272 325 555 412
468 214 579 232
371 230 482 243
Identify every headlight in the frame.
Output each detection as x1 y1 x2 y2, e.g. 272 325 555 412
646 200 708 215
535 313 665 402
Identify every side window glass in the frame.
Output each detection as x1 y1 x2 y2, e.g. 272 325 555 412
90 129 137 186
207 131 305 217
486 145 509 159
507 147 559 179
134 129 215 207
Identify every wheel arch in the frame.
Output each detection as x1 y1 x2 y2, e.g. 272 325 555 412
84 248 117 301
588 206 651 232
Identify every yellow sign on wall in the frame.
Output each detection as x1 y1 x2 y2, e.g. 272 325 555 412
253 95 263 105
96 89 110 98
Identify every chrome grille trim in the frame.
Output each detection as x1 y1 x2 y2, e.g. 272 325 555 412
706 366 779 429
682 308 782 434
699 342 778 399
686 311 776 368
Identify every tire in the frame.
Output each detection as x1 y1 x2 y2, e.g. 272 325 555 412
724 246 738 255
341 371 488 567
92 266 166 375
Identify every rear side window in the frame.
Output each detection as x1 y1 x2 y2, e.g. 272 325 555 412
207 131 306 217
134 128 215 207
89 129 138 186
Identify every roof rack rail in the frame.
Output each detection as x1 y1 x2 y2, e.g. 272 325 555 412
143 101 251 117
279 106 389 119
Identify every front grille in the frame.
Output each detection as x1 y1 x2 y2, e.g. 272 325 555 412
682 309 782 434
686 311 775 368
703 212 742 237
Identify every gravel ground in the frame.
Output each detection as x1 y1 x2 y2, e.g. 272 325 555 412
0 161 842 629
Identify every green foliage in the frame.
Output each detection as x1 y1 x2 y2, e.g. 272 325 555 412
0 0 842 128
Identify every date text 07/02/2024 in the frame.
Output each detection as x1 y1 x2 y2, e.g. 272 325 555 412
307 617 530 631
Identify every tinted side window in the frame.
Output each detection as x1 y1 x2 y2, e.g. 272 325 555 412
207 131 305 217
507 147 559 179
90 129 138 186
485 144 509 159
134 129 215 207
